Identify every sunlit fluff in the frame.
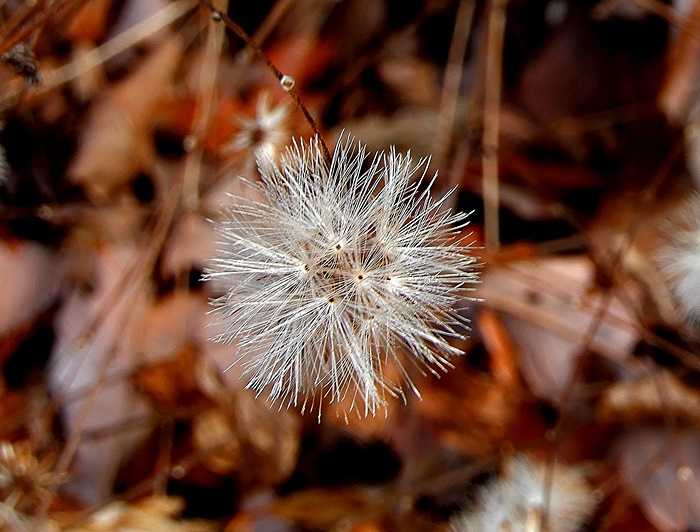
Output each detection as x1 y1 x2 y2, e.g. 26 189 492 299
205 135 477 415
451 456 598 532
224 92 290 161
662 194 700 322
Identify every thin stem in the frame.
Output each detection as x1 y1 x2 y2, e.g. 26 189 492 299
482 0 508 251
198 0 332 162
433 0 475 166
183 1 227 211
235 0 294 66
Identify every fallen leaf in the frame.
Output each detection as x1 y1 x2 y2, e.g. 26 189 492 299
478 256 640 401
618 428 700 531
69 35 182 200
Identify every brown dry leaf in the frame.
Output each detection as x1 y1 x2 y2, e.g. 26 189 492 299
193 398 299 483
58 495 215 531
323 398 397 440
478 256 640 401
0 240 61 340
593 0 649 19
378 58 439 107
417 372 517 456
69 35 182 200
192 408 241 474
332 108 439 160
68 201 150 244
504 151 604 190
618 428 700 531
133 345 208 413
193 365 301 486
0 389 27 440
161 214 215 278
136 291 208 363
65 0 112 42
350 522 385 532
225 512 293 532
267 488 383 530
600 370 700 425
49 245 153 504
267 35 337 87
478 309 520 387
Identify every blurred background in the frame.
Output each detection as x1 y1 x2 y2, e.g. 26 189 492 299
0 0 699 530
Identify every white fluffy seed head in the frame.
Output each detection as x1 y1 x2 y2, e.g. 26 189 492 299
204 134 478 415
661 194 700 322
451 456 598 532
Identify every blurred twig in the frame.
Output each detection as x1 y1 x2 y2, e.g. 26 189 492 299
433 0 475 167
482 0 507 251
182 1 227 211
236 0 295 66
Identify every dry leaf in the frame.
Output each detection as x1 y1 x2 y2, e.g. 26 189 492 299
478 257 639 401
161 214 215 278
618 428 700 531
0 241 60 340
69 35 182 199
49 245 152 504
65 0 113 42
133 345 207 412
600 370 700 425
58 495 215 531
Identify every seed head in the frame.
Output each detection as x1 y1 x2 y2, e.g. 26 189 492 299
451 456 598 532
205 135 478 415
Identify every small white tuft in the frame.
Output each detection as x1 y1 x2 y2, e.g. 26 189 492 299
224 92 290 161
661 194 700 322
451 456 598 532
204 135 478 415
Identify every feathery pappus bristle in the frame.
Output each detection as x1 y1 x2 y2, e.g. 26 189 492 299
204 134 478 415
451 456 598 532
